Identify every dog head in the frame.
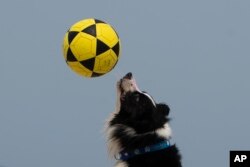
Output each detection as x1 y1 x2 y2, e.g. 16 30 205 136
117 72 170 133
119 72 140 95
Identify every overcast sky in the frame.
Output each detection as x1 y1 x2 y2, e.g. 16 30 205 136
1 0 250 167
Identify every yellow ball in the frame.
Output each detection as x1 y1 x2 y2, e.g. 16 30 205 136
62 18 121 77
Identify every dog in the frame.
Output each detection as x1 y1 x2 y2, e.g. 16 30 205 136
106 72 182 167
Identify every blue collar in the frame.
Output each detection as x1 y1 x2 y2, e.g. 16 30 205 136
115 140 171 161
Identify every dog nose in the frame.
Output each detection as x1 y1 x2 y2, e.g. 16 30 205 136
124 72 132 79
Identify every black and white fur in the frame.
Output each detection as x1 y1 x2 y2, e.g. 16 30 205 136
106 73 182 167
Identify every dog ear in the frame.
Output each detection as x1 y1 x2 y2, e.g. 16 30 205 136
156 103 170 116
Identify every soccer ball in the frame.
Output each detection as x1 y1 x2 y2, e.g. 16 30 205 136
62 18 121 77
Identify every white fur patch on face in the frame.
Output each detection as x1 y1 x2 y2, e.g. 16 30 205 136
115 161 128 167
120 77 156 107
156 123 172 139
120 78 140 93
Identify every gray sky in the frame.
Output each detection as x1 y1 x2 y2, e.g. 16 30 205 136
1 0 250 167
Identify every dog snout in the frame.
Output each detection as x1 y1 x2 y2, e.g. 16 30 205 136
123 72 133 79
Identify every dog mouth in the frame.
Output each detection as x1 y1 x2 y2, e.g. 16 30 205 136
120 72 132 91
119 72 141 100
119 72 133 94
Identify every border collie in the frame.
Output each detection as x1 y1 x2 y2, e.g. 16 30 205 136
106 72 182 167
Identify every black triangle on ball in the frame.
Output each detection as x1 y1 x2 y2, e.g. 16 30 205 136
91 72 104 77
94 19 105 24
82 24 96 37
67 48 77 62
112 42 120 57
96 39 110 56
68 31 79 44
80 57 96 71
